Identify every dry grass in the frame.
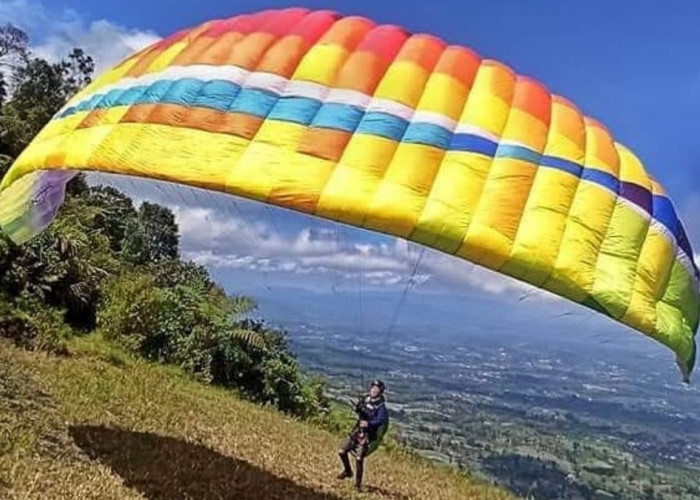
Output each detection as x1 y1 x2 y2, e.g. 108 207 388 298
0 335 515 500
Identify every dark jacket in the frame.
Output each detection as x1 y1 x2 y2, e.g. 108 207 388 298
355 394 389 438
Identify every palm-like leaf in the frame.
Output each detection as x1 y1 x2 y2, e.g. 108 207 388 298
68 282 90 304
230 328 267 351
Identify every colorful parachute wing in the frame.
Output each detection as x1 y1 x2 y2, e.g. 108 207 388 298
0 8 698 379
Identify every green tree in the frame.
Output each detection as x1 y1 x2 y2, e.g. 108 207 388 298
123 202 180 264
1 29 105 333
0 194 118 329
151 258 215 291
98 271 328 419
85 185 138 252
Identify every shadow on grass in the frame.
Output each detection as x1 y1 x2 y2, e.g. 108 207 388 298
69 425 344 500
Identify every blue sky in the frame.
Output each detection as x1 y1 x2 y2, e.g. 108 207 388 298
2 0 699 368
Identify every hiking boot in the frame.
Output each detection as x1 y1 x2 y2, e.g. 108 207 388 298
336 470 352 480
354 483 363 492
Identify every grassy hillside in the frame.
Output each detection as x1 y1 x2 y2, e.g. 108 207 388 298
0 335 514 499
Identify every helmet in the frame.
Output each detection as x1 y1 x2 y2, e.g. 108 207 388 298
370 379 386 393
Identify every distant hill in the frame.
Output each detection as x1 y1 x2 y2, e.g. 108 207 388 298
0 335 514 500
231 283 664 357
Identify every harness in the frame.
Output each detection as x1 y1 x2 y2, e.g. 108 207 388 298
351 395 389 457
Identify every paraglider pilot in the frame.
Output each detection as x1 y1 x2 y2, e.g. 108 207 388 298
337 379 389 491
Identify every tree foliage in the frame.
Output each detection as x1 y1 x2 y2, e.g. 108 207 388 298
85 186 138 252
122 202 180 265
97 265 327 417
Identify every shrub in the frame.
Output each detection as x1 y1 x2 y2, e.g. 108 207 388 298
0 294 71 355
98 272 330 419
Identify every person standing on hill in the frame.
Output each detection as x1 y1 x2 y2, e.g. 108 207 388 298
337 379 389 492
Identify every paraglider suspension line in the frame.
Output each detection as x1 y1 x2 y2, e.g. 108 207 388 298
383 245 426 346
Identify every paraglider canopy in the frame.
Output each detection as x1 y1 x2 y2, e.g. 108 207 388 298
0 7 697 380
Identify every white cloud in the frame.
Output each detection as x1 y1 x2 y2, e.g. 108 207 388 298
177 206 417 288
0 0 160 74
175 204 543 296
419 249 538 296
34 19 160 75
